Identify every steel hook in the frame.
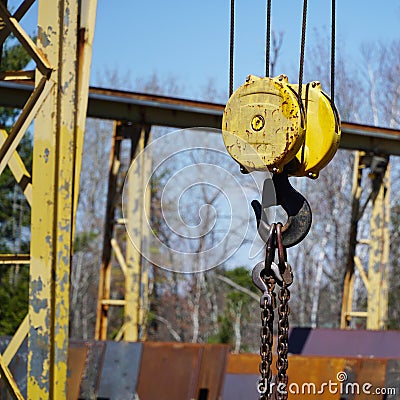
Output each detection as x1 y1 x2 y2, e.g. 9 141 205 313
251 171 312 248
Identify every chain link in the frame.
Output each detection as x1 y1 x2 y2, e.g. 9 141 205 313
258 275 276 399
254 223 293 400
276 283 290 400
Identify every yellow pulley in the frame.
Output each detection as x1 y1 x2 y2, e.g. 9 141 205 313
222 75 306 173
288 81 341 178
222 75 341 178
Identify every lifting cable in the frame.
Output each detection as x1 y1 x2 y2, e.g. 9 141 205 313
265 0 272 77
228 0 337 105
331 0 336 105
229 0 235 97
298 0 308 103
224 3 340 399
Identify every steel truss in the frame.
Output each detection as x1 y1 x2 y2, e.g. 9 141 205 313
95 122 151 341
0 0 97 399
0 2 399 397
341 152 390 329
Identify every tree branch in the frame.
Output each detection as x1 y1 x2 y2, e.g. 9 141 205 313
215 273 259 302
153 315 182 342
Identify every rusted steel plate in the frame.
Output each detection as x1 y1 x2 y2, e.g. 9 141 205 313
222 374 259 400
338 358 389 399
226 353 269 375
97 341 143 400
196 344 229 400
286 356 344 400
292 328 400 357
224 354 397 400
385 359 400 399
137 342 202 400
78 340 107 399
67 342 88 400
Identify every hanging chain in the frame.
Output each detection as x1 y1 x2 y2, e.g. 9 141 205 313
275 223 293 400
258 274 276 399
256 224 276 399
253 222 294 400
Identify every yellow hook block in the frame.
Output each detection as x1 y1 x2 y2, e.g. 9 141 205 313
222 75 341 178
222 75 306 173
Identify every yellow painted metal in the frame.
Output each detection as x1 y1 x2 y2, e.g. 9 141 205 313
0 254 30 264
0 76 54 176
139 131 152 340
125 129 146 341
73 0 98 241
288 82 341 178
96 124 151 342
0 70 35 80
0 2 52 76
0 129 32 205
367 164 390 330
341 153 390 330
110 238 128 276
95 122 122 340
101 299 127 306
222 75 340 177
354 256 370 291
3 315 29 367
341 151 362 329
222 74 305 173
28 0 81 398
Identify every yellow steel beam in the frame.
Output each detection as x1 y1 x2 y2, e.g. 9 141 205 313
0 1 52 76
0 76 53 176
354 256 370 292
95 122 122 340
139 130 152 340
28 0 80 398
341 152 363 329
0 254 30 264
73 0 98 240
0 0 36 44
3 314 29 366
0 129 32 205
0 70 35 80
367 164 390 330
125 129 146 341
111 238 128 277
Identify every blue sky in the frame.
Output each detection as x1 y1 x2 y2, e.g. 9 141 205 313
91 0 400 98
10 0 400 99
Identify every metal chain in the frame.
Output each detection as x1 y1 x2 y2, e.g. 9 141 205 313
253 223 293 399
258 274 276 399
254 224 277 399
275 223 292 400
276 284 290 399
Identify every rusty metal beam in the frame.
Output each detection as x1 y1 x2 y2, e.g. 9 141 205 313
1 81 400 155
95 122 122 340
